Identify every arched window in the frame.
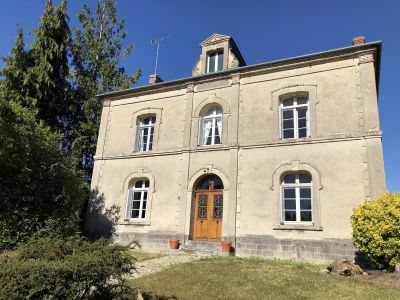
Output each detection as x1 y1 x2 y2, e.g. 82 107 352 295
126 179 150 220
135 116 156 151
281 173 312 224
200 106 223 146
280 96 309 139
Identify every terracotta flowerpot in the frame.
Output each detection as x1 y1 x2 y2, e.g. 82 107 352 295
169 239 180 249
221 241 232 252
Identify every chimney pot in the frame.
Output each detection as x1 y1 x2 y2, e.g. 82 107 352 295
352 36 366 45
149 74 163 85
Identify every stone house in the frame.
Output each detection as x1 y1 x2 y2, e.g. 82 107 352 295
86 34 386 263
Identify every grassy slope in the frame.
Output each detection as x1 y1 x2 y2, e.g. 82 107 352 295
131 257 400 300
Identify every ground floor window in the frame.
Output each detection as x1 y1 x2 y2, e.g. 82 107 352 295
126 179 149 220
281 173 312 223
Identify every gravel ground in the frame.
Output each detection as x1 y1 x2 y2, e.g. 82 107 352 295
131 254 201 278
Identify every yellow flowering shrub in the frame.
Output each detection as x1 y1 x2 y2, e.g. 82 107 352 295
351 193 400 270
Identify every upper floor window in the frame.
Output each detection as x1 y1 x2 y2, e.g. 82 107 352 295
280 96 309 139
207 51 224 73
200 106 222 146
136 116 155 151
281 173 312 224
126 179 150 220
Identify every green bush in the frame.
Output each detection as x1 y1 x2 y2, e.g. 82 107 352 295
351 193 400 270
0 236 137 300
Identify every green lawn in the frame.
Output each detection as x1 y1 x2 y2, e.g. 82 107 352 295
131 257 400 300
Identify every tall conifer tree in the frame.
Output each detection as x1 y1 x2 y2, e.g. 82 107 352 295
71 0 141 180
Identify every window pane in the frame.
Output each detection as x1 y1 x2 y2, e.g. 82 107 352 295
285 211 296 221
213 176 224 189
283 129 294 139
142 201 147 209
217 52 223 71
143 191 148 200
283 119 294 129
282 110 294 119
300 211 312 222
134 181 143 188
133 191 141 200
132 201 140 209
284 199 296 210
148 142 153 150
298 108 307 118
144 180 149 188
299 174 312 183
208 53 216 73
300 199 312 210
298 118 307 129
283 188 295 198
214 135 221 144
151 117 156 123
297 98 308 105
300 187 311 198
298 128 307 138
131 210 139 218
283 176 296 184
142 118 150 125
282 99 294 107
141 210 146 219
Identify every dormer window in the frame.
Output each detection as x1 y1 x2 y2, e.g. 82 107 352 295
207 51 224 73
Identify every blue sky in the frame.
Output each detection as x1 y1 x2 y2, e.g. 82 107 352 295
0 0 399 191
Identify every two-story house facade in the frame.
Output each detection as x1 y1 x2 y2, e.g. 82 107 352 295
86 34 386 263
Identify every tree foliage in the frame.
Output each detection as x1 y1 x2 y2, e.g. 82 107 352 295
0 236 137 299
0 97 86 249
70 0 141 180
351 193 400 270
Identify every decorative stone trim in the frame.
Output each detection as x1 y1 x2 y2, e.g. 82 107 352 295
231 74 240 85
186 82 195 93
273 224 323 231
358 51 375 64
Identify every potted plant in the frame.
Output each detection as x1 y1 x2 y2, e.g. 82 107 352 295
221 240 232 252
169 239 180 249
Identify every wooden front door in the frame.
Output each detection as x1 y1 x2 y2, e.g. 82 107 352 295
193 191 223 240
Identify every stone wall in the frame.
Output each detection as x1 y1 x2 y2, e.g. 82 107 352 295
115 232 179 251
235 235 357 264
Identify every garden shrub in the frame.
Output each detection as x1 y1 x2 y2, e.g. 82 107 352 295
351 193 400 271
0 236 137 300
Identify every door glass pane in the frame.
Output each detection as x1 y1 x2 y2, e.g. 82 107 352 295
197 195 208 220
213 195 223 220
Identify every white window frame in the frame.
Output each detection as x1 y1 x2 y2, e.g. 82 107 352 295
279 97 310 139
126 180 149 221
199 106 223 146
280 174 313 225
206 51 223 73
136 116 155 152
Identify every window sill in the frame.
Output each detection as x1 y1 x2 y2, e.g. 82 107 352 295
119 220 150 226
273 224 323 231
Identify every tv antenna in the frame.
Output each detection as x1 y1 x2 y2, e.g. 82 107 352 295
150 35 170 75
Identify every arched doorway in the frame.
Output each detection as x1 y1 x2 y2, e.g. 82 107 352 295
192 174 224 240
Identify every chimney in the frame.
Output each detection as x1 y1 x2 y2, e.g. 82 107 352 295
149 74 163 85
352 36 366 46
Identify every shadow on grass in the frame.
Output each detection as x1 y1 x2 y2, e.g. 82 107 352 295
84 188 120 240
142 292 177 300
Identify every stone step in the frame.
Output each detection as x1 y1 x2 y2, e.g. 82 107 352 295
185 240 221 251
